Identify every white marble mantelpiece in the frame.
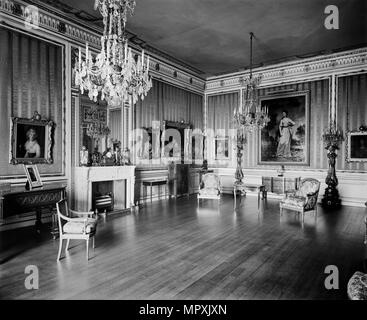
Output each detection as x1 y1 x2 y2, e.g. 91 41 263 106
73 166 135 212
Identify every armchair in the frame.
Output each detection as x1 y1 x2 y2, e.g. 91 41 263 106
280 178 320 225
197 173 221 203
56 199 98 261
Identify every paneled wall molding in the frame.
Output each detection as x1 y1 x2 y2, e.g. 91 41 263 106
213 167 367 207
0 0 205 94
205 48 367 94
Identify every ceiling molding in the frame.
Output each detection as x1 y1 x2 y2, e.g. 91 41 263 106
205 47 367 94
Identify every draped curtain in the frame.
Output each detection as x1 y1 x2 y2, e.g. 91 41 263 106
0 27 63 176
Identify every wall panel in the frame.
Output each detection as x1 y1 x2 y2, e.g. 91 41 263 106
135 79 203 130
0 27 63 178
337 73 367 171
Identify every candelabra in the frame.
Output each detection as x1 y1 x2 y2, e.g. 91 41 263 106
321 125 344 209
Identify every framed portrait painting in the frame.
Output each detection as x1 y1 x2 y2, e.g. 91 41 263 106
9 114 54 164
346 131 367 162
215 136 229 160
258 91 310 165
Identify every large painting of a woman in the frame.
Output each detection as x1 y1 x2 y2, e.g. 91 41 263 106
258 91 309 165
276 111 295 158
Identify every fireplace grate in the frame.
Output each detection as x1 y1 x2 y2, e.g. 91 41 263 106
94 192 114 213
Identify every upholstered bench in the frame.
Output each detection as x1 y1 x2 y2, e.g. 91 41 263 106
347 271 367 300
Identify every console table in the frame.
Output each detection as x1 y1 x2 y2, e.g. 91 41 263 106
0 186 66 234
262 176 301 196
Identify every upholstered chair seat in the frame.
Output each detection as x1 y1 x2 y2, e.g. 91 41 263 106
63 218 97 234
282 195 306 207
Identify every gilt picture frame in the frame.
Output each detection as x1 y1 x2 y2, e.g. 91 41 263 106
9 114 54 165
258 91 310 166
346 131 367 162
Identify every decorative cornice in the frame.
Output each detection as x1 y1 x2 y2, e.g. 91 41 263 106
0 0 206 94
205 47 367 93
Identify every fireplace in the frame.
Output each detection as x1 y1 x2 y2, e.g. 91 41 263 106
73 166 135 213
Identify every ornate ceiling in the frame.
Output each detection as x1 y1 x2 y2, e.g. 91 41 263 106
33 0 366 77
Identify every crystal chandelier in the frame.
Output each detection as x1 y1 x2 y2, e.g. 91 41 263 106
234 32 270 132
75 0 152 106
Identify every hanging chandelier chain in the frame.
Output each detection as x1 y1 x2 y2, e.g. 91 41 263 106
249 32 253 79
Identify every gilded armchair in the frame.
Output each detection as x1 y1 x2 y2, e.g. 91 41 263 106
280 178 320 224
56 199 98 261
197 173 221 203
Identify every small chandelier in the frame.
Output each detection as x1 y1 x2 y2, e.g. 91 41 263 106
234 32 269 131
86 121 111 140
75 0 152 106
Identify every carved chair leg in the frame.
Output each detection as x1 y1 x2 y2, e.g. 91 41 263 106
57 238 63 261
86 239 89 261
65 239 70 252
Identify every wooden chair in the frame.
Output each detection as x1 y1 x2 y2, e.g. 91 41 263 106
197 173 221 203
280 178 320 225
56 199 98 261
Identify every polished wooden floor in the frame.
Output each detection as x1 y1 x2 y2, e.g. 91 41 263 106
0 194 366 300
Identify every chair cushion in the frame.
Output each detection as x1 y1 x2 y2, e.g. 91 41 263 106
199 187 220 196
282 195 306 207
347 271 367 300
63 218 97 234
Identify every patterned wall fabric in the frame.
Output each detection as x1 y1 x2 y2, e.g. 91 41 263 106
135 79 203 129
0 27 63 176
207 91 239 134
